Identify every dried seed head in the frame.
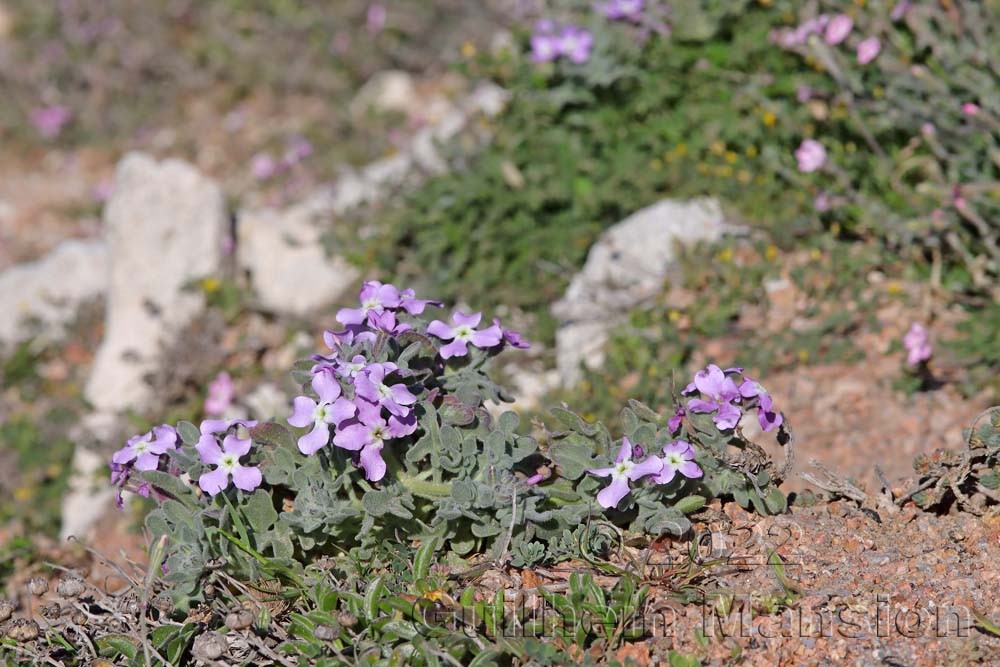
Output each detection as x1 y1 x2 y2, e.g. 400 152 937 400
27 577 49 596
0 600 13 623
336 611 357 628
192 631 228 661
5 618 40 642
71 610 88 626
56 576 85 599
313 622 340 641
225 608 253 631
40 602 62 619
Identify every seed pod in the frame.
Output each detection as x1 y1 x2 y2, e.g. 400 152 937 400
6 618 40 642
40 602 62 619
27 577 49 596
225 608 253 631
56 576 85 599
192 631 228 661
0 600 13 623
313 622 340 641
336 611 357 628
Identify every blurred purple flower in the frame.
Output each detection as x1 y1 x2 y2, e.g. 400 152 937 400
891 1 911 21
251 152 278 180
686 364 742 430
824 14 852 45
600 0 644 21
557 25 593 64
531 20 560 62
204 371 234 417
30 106 72 140
493 317 530 349
795 139 827 173
738 378 784 432
857 36 881 65
903 323 932 366
962 102 980 117
367 3 387 33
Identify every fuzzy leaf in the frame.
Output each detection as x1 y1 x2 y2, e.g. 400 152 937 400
177 421 201 445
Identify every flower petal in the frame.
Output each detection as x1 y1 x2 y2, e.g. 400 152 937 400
686 398 719 414
289 396 318 428
333 423 371 451
615 438 632 464
678 461 703 478
359 442 387 482
196 436 224 465
426 320 454 340
587 467 614 477
312 369 342 404
336 307 367 326
298 423 330 455
714 402 742 430
596 477 631 509
198 467 230 496
222 434 252 458
230 464 263 492
328 397 358 426
653 465 677 485
451 311 482 328
470 325 503 348
628 456 663 480
133 452 162 471
439 339 468 359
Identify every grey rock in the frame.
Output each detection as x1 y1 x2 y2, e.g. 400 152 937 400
0 239 108 346
84 153 226 413
63 153 225 540
553 198 733 385
237 193 360 316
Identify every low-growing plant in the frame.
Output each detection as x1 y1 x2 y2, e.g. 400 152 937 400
100 281 793 620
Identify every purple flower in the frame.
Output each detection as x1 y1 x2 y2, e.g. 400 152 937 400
557 25 593 64
335 354 370 379
288 369 357 454
367 310 412 335
112 425 178 471
652 441 703 484
738 378 784 432
354 364 417 417
399 288 442 315
824 14 852 45
587 437 663 509
890 1 911 21
367 3 387 34
795 139 827 173
531 20 560 63
30 106 72 139
493 318 530 349
336 281 401 326
323 324 377 349
962 102 980 117
251 152 278 180
600 0 644 21
686 364 742 430
427 311 503 359
196 434 262 496
283 137 314 165
857 36 881 65
903 323 932 366
204 371 234 417
333 400 417 481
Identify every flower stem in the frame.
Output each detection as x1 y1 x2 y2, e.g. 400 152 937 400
397 470 452 499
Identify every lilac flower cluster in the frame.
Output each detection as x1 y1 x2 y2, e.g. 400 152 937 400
531 20 593 64
587 437 702 509
774 12 880 65
673 364 783 433
288 281 527 482
111 280 528 504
